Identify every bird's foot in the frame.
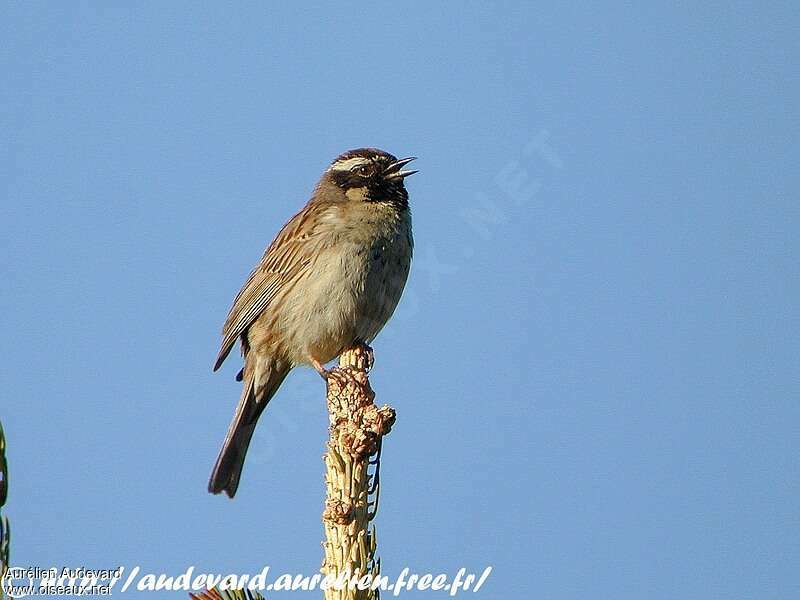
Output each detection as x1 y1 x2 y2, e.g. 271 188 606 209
338 343 374 372
361 344 375 371
311 357 357 389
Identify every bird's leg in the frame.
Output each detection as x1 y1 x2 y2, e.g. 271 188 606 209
311 357 330 379
311 357 344 381
311 356 354 389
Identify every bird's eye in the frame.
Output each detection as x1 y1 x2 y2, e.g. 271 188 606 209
356 165 371 177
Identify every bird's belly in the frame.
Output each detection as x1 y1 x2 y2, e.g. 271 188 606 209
278 238 410 365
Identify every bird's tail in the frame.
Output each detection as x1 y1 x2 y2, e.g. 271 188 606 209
208 361 289 498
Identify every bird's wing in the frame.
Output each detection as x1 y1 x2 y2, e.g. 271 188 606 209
213 203 327 371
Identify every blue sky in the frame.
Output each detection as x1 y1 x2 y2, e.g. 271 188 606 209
2 2 798 598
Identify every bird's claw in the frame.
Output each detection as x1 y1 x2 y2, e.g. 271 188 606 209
363 345 375 371
311 359 351 387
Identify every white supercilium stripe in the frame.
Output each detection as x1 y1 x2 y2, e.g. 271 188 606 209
328 157 371 172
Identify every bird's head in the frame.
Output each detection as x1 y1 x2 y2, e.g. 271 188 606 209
321 148 417 206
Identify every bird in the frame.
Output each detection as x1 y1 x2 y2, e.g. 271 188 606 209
209 148 416 498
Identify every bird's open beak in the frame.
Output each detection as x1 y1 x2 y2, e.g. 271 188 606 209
384 157 418 180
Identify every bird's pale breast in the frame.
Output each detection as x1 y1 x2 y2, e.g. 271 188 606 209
269 204 412 366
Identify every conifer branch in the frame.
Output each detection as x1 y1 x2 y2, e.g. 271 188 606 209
321 345 395 600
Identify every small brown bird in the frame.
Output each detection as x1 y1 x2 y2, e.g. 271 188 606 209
209 148 416 497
